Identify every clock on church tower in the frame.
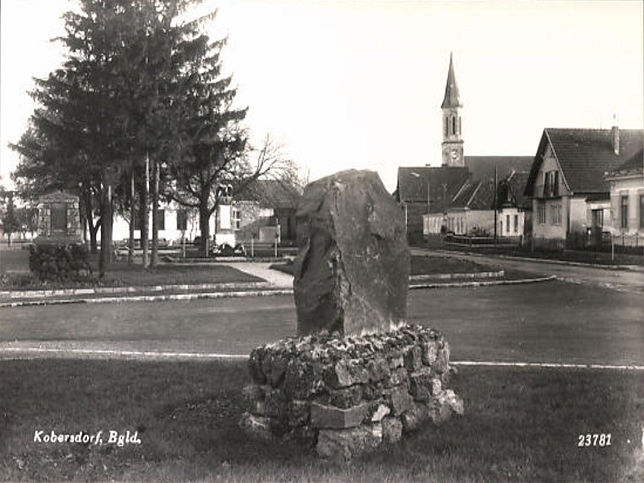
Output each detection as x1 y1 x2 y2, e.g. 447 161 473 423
440 53 464 167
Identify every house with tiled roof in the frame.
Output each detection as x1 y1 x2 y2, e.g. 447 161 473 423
234 179 302 243
394 54 533 240
442 178 497 236
495 170 531 240
605 148 644 245
524 126 644 249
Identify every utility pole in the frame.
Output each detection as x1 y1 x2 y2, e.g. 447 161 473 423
493 164 498 245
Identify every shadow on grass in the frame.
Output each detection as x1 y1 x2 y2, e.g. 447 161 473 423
0 360 642 482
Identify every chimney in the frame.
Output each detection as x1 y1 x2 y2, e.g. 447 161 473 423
611 114 620 155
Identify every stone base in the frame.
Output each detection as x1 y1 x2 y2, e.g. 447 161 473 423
239 324 464 461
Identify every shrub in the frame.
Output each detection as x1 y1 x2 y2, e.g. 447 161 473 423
29 243 93 282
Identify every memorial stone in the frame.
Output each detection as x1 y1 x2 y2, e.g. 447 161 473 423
293 170 410 336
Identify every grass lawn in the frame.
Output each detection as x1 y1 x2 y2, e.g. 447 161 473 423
409 255 502 276
0 246 31 273
271 256 505 277
0 263 262 290
422 241 644 266
103 263 262 286
1 360 641 482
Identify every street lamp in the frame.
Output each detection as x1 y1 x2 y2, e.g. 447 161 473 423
410 171 430 236
410 171 430 213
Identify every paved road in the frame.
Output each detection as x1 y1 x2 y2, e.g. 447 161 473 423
1 280 641 365
412 248 644 294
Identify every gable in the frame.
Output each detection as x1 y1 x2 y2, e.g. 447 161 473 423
540 128 643 194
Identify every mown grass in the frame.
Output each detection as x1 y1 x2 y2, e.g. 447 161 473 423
1 360 641 482
419 240 644 266
271 256 505 277
0 263 262 291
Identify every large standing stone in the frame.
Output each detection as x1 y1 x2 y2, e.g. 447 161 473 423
293 170 410 336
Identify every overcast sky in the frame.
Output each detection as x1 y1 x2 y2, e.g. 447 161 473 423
1 0 642 192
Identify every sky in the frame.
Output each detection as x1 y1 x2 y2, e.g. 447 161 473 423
1 0 643 192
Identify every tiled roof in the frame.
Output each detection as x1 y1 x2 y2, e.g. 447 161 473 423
525 128 644 196
237 179 302 209
496 171 531 210
441 53 462 109
611 148 644 175
465 156 534 181
450 179 496 210
396 166 471 212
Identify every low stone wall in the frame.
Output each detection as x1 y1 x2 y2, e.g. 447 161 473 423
239 324 464 460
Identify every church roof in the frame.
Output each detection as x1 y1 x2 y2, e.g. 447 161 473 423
465 156 534 181
441 53 462 109
395 166 471 212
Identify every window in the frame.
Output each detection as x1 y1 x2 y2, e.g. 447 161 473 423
543 171 559 197
592 209 604 228
506 215 510 234
620 195 629 229
499 220 503 235
640 195 644 228
445 117 449 137
156 210 165 231
514 214 518 233
133 211 141 230
176 209 188 231
459 117 462 135
551 204 562 225
232 207 241 231
51 203 67 232
553 172 560 196
537 204 546 224
452 116 456 136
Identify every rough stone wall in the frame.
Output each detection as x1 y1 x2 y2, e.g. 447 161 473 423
239 324 464 461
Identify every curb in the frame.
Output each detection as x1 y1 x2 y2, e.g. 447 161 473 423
1 348 642 370
410 270 504 281
417 248 643 271
0 289 294 308
1 275 556 308
409 275 556 289
165 256 288 264
0 281 269 300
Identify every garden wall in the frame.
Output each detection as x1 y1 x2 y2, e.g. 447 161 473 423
239 324 464 460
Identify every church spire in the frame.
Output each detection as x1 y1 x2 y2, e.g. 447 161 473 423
441 52 464 167
441 52 461 109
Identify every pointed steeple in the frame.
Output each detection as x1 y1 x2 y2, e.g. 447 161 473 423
441 52 461 108
441 52 464 167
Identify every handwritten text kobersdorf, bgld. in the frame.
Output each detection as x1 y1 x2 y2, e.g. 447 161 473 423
33 430 141 447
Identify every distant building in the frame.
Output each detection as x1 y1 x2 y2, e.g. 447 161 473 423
395 53 532 240
524 126 644 249
109 179 301 247
495 170 531 240
234 179 301 244
605 148 644 246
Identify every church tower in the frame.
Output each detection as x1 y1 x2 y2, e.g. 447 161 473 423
441 53 464 167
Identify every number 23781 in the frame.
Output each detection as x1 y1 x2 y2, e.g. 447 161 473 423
578 434 611 447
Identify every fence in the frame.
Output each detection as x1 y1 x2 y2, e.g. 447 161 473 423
442 234 521 249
